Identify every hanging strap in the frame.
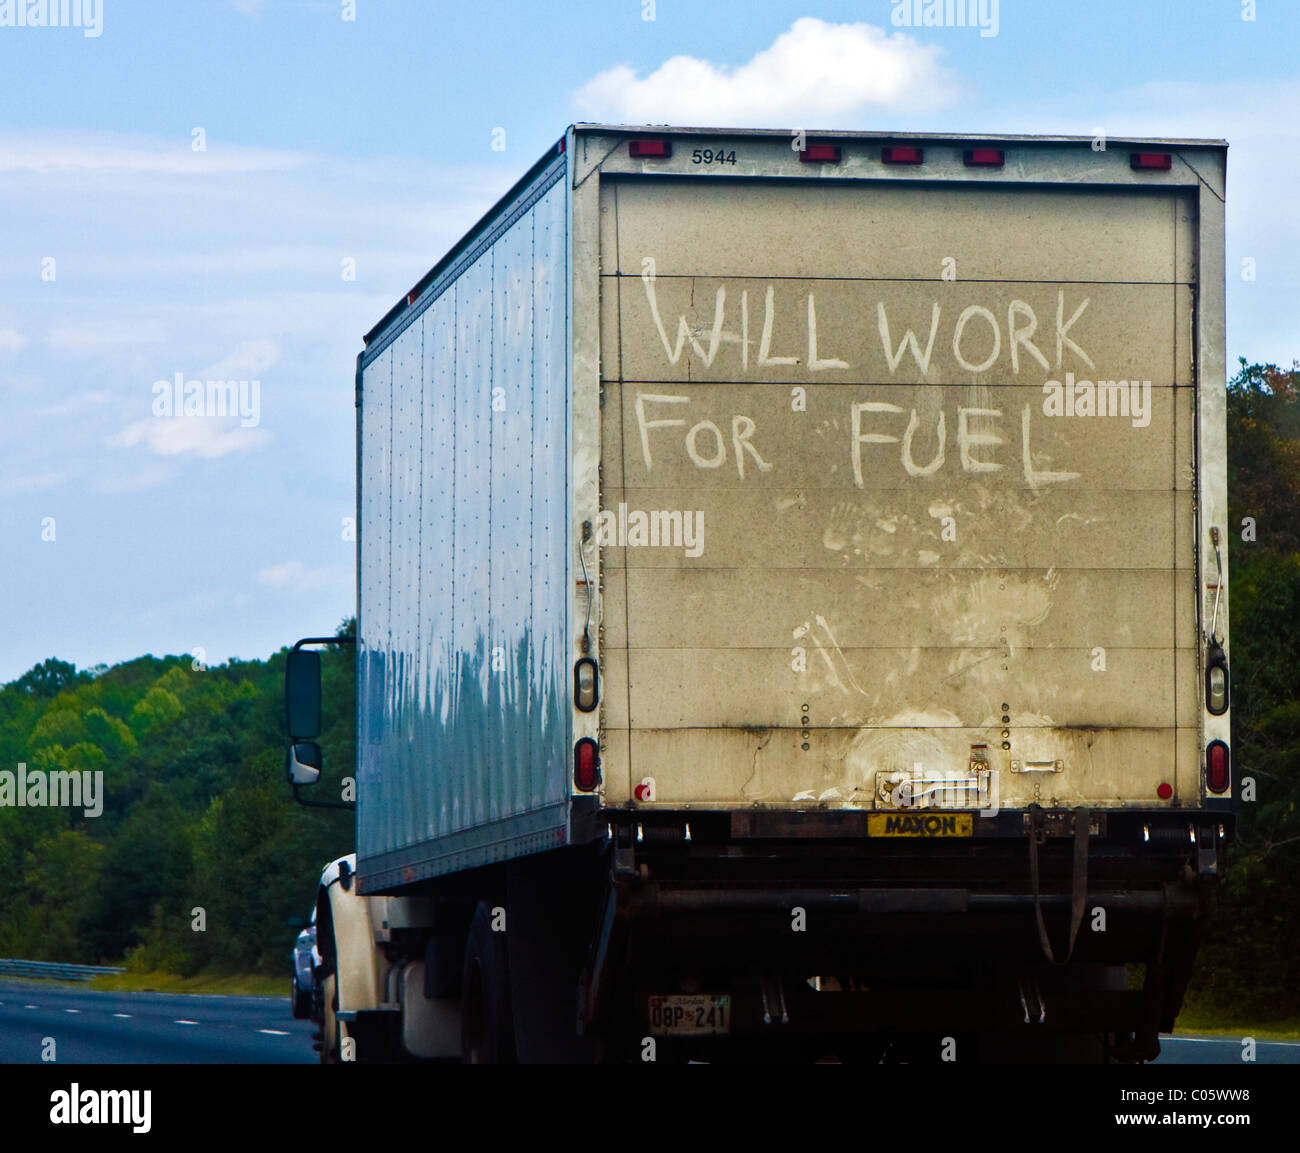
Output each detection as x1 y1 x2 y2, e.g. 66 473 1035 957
1029 805 1090 966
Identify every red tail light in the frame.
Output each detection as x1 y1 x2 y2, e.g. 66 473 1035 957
800 143 842 164
1130 152 1172 171
964 148 1004 168
574 738 601 791
629 138 672 159
882 146 923 165
1206 741 1230 795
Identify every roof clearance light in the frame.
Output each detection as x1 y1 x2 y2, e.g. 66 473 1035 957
1130 152 1172 171
800 143 842 164
882 145 924 165
964 148 1005 168
629 138 672 159
1206 741 1231 795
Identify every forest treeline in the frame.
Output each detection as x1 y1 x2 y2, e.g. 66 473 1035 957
1185 360 1300 1019
0 625 354 974
0 361 1296 1019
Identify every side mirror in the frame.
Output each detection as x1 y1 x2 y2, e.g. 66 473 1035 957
286 741 322 786
285 650 322 740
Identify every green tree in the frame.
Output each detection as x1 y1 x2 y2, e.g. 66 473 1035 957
22 830 104 962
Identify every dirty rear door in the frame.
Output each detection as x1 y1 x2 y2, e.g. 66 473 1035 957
598 175 1197 814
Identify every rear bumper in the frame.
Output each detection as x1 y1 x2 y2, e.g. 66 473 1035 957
576 807 1227 1042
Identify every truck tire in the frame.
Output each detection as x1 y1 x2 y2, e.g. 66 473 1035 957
461 901 515 1064
319 972 342 1064
507 852 600 1063
292 977 312 1020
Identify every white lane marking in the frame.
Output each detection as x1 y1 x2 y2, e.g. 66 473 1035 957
24 1004 38 1009
113 1013 132 1018
258 1029 290 1035
174 1019 200 1025
1171 1035 1300 1047
64 1008 81 1013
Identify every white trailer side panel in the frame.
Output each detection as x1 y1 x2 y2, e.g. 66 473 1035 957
357 161 570 888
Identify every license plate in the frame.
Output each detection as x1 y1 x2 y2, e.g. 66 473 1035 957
868 812 973 837
647 994 731 1036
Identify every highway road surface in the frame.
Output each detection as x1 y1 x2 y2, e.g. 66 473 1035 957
0 980 315 1063
0 980 1295 1062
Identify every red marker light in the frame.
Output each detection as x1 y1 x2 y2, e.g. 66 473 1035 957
574 738 601 791
1156 782 1173 800
1130 152 1172 171
800 143 842 164
882 146 923 165
629 138 672 159
964 148 1005 168
1206 741 1230 795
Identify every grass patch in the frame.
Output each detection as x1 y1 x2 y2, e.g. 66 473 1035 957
1173 1004 1300 1042
85 970 284 997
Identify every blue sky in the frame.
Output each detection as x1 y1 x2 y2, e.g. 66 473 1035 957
1 0 1296 682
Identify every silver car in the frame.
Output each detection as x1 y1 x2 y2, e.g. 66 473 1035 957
291 909 317 1019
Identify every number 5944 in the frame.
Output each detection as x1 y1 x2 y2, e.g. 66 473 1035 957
692 148 737 165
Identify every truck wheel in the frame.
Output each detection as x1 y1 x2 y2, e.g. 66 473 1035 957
319 973 339 1063
292 978 311 1020
318 973 357 1063
461 901 515 1064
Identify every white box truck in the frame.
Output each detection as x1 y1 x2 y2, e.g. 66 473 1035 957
283 124 1232 1063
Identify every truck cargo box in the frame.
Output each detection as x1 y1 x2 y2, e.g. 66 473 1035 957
353 126 1228 891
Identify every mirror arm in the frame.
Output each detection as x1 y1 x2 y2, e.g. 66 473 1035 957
291 783 356 810
291 636 356 652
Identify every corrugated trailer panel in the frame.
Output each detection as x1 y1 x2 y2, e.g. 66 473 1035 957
357 158 570 888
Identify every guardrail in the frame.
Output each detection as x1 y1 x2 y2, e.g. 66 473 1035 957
0 959 125 982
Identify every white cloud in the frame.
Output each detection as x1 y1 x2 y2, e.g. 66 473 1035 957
47 320 168 354
0 133 305 175
256 561 336 591
0 468 68 495
229 0 263 14
0 327 25 352
200 338 280 382
108 417 270 460
38 389 113 417
572 18 956 127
